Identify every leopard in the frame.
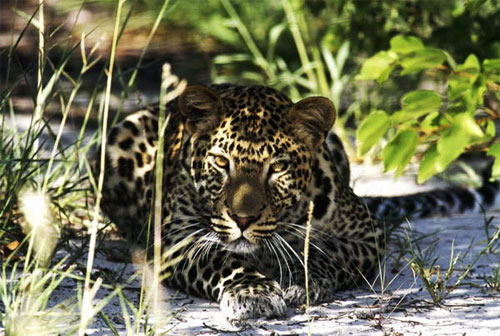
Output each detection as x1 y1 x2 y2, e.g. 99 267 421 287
94 83 498 321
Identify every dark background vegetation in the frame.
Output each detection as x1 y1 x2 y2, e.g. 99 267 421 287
2 0 498 110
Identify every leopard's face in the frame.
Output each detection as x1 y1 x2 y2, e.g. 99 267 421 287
180 85 336 253
191 113 313 253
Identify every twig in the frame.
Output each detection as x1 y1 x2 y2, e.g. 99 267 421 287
202 322 251 334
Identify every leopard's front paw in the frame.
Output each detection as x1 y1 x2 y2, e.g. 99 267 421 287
283 281 327 307
220 280 287 321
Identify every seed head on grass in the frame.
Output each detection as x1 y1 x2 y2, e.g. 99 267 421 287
2 257 80 336
303 201 314 311
1 188 82 336
303 201 314 336
5 290 79 336
18 187 59 268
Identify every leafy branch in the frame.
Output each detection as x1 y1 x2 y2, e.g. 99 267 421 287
356 35 500 182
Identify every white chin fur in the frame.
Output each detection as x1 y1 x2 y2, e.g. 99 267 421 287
225 238 259 254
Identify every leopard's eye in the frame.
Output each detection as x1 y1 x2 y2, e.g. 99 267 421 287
213 155 229 169
270 161 288 173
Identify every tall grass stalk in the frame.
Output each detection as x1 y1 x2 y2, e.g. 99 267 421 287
219 0 276 81
403 217 499 305
303 201 314 336
281 0 319 93
32 0 45 160
303 201 314 310
42 72 80 191
1 187 76 335
128 0 172 89
152 64 169 332
151 63 186 333
2 1 189 334
79 0 126 334
454 225 499 288
2 258 81 336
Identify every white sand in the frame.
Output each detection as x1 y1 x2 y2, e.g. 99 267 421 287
79 211 499 335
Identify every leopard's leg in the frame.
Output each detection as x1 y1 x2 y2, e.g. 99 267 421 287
163 239 287 321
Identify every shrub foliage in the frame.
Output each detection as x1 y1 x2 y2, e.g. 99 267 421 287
356 35 500 182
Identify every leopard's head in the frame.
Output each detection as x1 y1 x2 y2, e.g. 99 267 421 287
179 85 335 253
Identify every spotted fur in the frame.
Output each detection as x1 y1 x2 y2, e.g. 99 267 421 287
94 83 497 321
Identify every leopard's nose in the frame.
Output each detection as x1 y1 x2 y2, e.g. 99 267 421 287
230 213 260 231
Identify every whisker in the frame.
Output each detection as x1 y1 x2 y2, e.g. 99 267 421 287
272 234 298 286
171 228 205 257
167 222 206 236
277 221 328 237
191 232 212 262
201 233 218 261
283 227 329 258
166 215 211 226
264 239 283 286
269 236 294 287
273 232 304 269
274 236 295 287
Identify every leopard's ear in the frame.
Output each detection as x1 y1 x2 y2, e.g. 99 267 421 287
178 85 222 135
288 97 336 149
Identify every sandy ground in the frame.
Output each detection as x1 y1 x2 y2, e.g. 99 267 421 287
70 210 497 336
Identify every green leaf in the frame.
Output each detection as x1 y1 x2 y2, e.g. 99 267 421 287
465 0 489 11
453 113 483 138
449 73 472 101
449 55 485 103
468 74 486 108
418 113 480 183
418 141 465 183
483 58 500 73
484 120 496 139
400 48 446 75
487 143 500 180
436 122 469 167
267 23 287 60
401 90 442 110
336 40 350 73
382 130 418 177
392 90 442 122
390 35 424 55
418 145 440 183
483 59 500 81
420 112 482 183
213 53 253 64
357 110 391 156
456 54 480 82
421 111 440 132
356 51 397 82
443 51 457 70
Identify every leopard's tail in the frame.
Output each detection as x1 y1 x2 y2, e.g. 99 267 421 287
363 175 500 222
